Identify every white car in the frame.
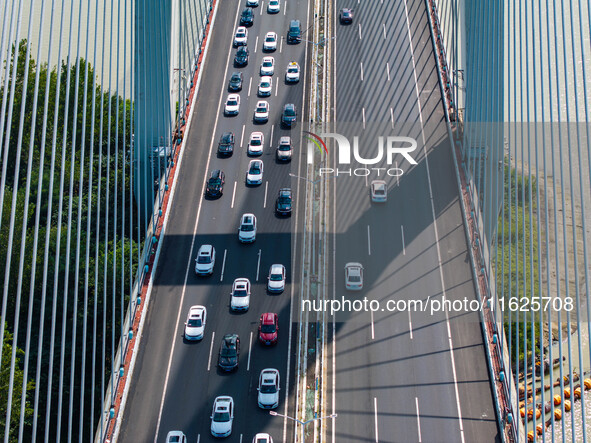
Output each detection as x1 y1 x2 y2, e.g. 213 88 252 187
267 0 280 13
246 160 264 185
224 94 240 115
165 431 187 443
195 244 216 275
370 180 387 202
258 76 273 97
231 278 251 311
258 368 280 409
246 0 259 5
253 101 269 123
233 26 248 46
210 396 234 437
285 61 300 82
248 131 264 155
263 32 278 51
238 213 257 243
345 262 364 290
267 264 286 293
184 305 207 340
252 434 273 443
260 56 275 75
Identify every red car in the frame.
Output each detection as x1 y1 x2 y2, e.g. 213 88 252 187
259 313 279 345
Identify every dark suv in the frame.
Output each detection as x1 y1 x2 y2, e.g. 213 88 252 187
276 188 292 215
228 72 243 91
218 334 240 371
217 132 235 156
240 7 254 26
205 169 225 198
287 19 301 43
281 103 297 128
234 46 249 66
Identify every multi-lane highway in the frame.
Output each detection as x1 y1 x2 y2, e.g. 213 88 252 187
118 0 311 441
325 0 501 442
118 0 502 442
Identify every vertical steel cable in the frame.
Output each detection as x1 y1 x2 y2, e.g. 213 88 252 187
43 0 69 438
18 0 50 439
89 0 102 436
31 0 58 438
2 0 33 440
77 0 96 439
61 1 86 439
568 0 590 436
54 0 78 437
0 0 24 381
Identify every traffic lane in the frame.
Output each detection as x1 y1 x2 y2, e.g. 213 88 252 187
425 135 501 441
117 0 246 440
156 286 293 442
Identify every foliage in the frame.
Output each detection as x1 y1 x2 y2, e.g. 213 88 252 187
496 165 541 367
0 40 139 441
0 325 35 442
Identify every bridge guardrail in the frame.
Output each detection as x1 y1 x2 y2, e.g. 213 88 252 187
423 1 518 442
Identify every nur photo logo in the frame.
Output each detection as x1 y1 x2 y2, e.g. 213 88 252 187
303 131 419 177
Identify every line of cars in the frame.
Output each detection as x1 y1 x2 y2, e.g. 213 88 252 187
169 2 303 441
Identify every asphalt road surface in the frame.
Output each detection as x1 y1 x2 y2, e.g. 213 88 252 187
118 0 312 441
324 0 501 442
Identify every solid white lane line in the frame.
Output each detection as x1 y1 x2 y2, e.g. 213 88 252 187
367 225 371 256
401 225 405 255
248 77 253 96
382 23 386 39
256 249 262 281
270 124 274 146
390 107 394 129
408 310 413 339
358 23 362 40
416 397 422 442
374 397 378 442
275 80 279 96
207 332 215 371
370 310 375 339
386 63 390 81
240 124 245 148
220 249 227 282
247 331 253 370
153 2 240 438
403 0 464 440
254 35 259 52
231 181 237 208
362 107 366 129
360 62 364 81
264 181 268 208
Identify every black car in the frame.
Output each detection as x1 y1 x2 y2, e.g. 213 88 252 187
287 19 301 43
276 188 292 215
234 46 249 66
281 103 297 128
218 334 240 371
217 132 235 156
340 8 353 24
240 7 254 26
205 169 225 197
228 72 243 91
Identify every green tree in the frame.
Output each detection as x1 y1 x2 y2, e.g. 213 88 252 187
0 325 35 442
